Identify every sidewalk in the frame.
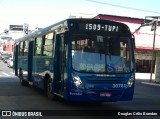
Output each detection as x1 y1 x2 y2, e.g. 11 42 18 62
136 73 160 87
135 73 155 81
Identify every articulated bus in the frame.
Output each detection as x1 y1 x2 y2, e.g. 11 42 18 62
14 18 135 102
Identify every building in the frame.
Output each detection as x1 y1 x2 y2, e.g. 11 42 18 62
0 24 41 56
94 14 160 74
0 33 12 54
0 25 24 55
5 39 14 56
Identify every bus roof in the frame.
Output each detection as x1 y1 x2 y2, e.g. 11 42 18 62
14 18 130 44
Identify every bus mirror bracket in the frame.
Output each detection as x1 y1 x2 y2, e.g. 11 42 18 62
131 34 136 49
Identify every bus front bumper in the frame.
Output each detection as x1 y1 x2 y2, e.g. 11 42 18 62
67 87 134 102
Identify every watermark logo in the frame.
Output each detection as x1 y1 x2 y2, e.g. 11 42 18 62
1 111 42 117
2 111 11 116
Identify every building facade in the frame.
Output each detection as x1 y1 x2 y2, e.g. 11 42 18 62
5 39 14 56
0 25 24 55
94 14 160 74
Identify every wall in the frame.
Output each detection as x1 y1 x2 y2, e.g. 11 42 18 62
5 39 14 55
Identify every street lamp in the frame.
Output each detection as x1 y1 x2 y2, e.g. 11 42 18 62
145 17 160 82
133 16 159 82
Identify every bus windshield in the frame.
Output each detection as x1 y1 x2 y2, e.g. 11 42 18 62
71 34 134 73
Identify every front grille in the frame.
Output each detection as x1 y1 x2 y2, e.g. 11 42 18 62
86 77 124 83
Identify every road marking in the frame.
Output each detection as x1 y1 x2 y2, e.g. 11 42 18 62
2 72 11 76
141 82 160 87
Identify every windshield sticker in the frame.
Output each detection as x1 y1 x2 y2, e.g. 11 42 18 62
79 63 105 72
107 65 114 72
79 63 129 73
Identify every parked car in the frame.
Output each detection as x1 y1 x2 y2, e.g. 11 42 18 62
3 56 10 63
0 54 9 60
7 58 13 68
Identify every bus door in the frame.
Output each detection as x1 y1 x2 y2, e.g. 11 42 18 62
28 40 34 81
56 33 67 94
14 44 19 76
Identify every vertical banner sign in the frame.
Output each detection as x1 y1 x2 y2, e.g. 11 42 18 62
155 52 160 83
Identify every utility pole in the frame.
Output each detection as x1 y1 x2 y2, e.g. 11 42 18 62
133 16 159 82
145 16 159 82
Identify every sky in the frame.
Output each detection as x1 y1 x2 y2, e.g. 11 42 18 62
0 0 160 33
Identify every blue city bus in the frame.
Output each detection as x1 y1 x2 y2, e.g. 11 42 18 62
14 18 136 102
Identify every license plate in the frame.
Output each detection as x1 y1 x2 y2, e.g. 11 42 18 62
100 92 111 97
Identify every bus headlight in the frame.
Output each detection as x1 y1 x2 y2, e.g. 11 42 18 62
127 74 135 87
72 75 84 89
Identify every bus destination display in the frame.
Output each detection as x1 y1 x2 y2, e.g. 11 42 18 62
79 23 120 32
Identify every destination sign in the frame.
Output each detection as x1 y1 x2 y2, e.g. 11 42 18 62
79 23 120 32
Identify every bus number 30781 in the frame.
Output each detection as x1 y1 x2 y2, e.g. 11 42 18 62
112 84 128 88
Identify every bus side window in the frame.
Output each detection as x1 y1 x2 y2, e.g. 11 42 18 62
19 42 24 56
34 36 43 56
42 32 54 56
24 41 29 56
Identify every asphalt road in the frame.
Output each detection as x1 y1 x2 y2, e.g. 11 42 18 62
0 60 160 119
